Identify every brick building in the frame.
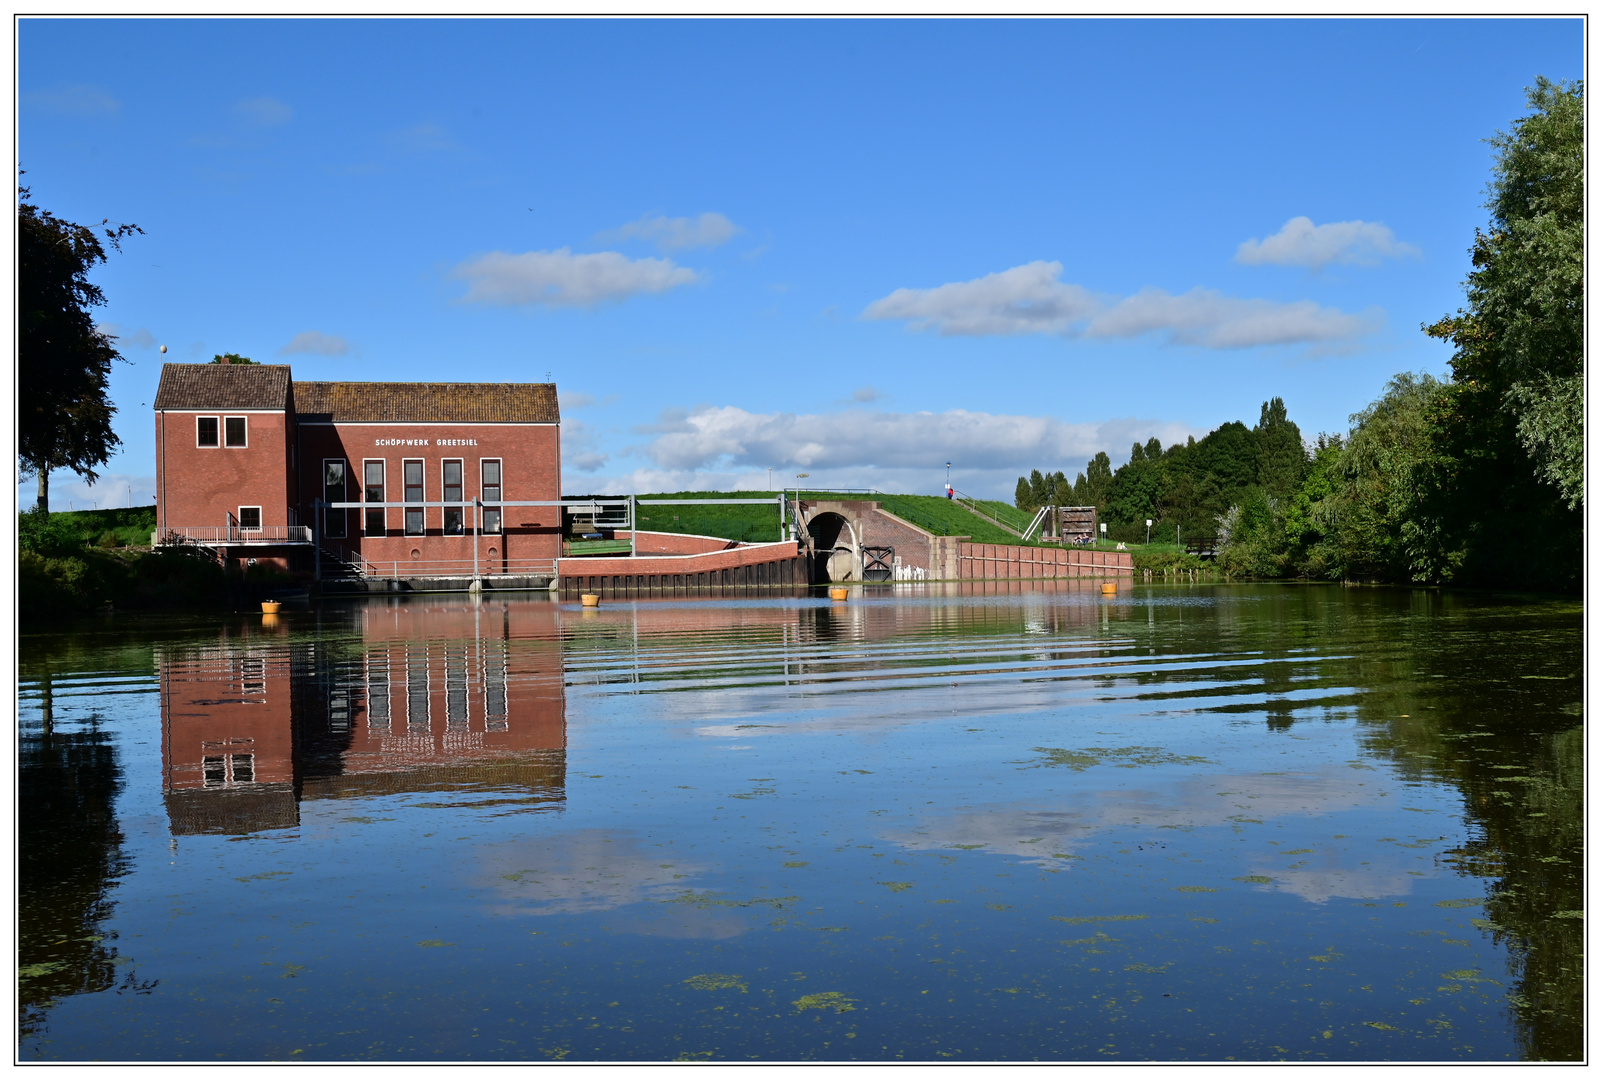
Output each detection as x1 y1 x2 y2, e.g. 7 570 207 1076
152 362 561 577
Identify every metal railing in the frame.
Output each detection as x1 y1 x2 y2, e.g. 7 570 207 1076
159 525 313 546
951 488 1031 538
354 557 559 579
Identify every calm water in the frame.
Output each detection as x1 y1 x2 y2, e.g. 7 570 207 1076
18 583 1582 1062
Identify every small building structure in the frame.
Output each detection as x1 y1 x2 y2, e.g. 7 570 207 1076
152 361 561 581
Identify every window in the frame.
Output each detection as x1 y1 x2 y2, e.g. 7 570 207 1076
364 461 386 537
202 752 255 787
323 460 347 539
224 416 248 447
481 459 502 534
238 506 262 531
443 460 463 534
197 416 220 447
366 649 391 731
404 460 424 536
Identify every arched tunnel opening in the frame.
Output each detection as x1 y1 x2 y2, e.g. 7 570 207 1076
805 512 856 583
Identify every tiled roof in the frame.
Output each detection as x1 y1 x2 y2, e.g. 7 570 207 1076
153 363 293 411
292 381 559 424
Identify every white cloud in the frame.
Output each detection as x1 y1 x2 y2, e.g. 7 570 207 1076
863 260 1102 336
600 212 740 251
560 417 609 474
1086 288 1381 348
18 472 157 513
559 391 597 411
25 83 120 117
1235 216 1420 269
279 331 351 357
865 261 1380 348
95 323 156 350
851 385 887 403
233 96 292 128
633 405 1198 474
453 248 700 308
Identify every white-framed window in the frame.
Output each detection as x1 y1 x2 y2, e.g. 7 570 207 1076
224 416 248 448
363 459 386 537
403 459 425 536
442 458 464 535
323 459 347 539
480 458 502 535
237 506 262 531
202 752 255 787
196 416 220 448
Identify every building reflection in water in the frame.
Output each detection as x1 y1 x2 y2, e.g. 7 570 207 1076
158 600 567 837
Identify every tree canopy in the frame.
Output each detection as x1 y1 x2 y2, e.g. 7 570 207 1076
1426 77 1583 508
18 187 141 513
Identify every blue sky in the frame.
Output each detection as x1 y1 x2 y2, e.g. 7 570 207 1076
18 17 1583 509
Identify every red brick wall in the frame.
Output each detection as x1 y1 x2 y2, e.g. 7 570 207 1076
559 540 799 578
957 542 1133 578
297 422 561 570
155 410 293 530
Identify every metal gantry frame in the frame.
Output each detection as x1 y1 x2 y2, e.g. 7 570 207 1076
310 494 793 581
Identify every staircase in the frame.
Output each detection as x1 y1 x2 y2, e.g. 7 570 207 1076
317 545 367 582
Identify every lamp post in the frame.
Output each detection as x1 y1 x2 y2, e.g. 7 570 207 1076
793 474 809 540
1099 522 1107 548
1146 518 1152 545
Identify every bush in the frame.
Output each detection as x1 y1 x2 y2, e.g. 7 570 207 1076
19 546 230 623
18 509 86 557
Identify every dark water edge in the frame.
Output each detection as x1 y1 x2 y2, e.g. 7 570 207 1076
18 582 1582 1061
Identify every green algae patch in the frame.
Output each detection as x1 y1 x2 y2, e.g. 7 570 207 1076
1434 898 1482 909
1051 915 1148 924
1364 1021 1399 1031
1234 875 1274 885
664 891 799 910
684 973 746 992
416 940 455 948
794 991 856 1013
1554 910 1584 919
235 871 292 883
782 861 809 868
19 962 66 979
1173 886 1218 893
1021 746 1211 772
1124 963 1171 973
880 881 914 893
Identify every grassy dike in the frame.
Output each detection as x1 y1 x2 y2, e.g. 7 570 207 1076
18 507 299 623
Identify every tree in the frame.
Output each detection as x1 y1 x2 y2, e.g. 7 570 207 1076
18 187 141 513
1082 452 1113 511
210 353 256 365
1426 77 1583 508
1027 469 1048 508
1254 396 1308 500
1013 476 1033 512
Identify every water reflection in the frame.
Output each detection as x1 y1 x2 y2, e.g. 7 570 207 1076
159 601 568 837
18 693 139 1041
15 585 1582 1061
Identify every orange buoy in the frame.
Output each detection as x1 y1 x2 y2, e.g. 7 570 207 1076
829 587 849 601
1100 582 1117 595
581 593 601 607
261 601 282 614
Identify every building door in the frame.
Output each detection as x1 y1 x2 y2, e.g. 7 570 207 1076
324 460 347 539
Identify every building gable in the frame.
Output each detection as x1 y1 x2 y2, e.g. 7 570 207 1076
153 363 293 411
